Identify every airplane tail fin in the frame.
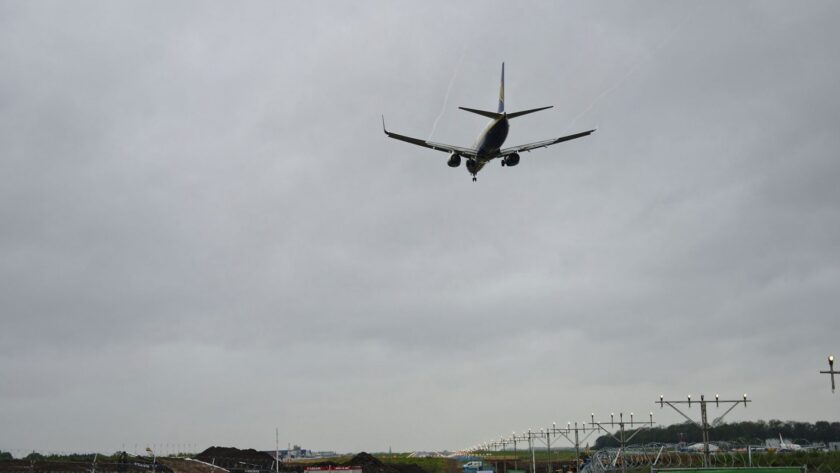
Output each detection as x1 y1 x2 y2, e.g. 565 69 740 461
459 63 553 120
498 62 505 113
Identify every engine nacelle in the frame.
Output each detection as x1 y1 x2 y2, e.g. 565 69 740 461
447 153 461 168
502 153 520 167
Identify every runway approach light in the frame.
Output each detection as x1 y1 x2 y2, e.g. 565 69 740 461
659 395 664 407
716 394 720 407
688 395 692 408
743 394 749 406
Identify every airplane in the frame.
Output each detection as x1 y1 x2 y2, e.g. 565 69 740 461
777 434 802 452
382 62 595 182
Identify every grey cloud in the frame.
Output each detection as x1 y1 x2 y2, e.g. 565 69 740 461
2 0 840 454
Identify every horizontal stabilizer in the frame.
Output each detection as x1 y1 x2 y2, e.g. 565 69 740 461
506 105 553 119
459 107 503 120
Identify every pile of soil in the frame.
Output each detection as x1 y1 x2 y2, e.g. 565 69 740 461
344 453 394 473
195 447 275 470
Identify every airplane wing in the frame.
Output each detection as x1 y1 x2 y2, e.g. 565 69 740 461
498 129 595 156
382 116 477 157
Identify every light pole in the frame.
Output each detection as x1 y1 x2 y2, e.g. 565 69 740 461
553 422 596 473
589 412 655 473
498 437 510 473
512 432 519 472
527 429 536 473
544 425 555 473
657 394 750 467
820 355 838 392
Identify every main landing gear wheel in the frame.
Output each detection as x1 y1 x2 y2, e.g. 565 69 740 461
472 176 477 182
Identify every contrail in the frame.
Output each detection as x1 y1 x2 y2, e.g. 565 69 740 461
565 18 687 133
428 50 466 140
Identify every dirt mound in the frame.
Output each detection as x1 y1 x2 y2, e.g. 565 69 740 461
343 453 393 473
195 447 275 470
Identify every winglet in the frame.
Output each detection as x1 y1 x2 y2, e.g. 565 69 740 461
381 115 387 134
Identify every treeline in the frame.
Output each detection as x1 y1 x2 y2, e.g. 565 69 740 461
0 452 122 462
594 420 840 448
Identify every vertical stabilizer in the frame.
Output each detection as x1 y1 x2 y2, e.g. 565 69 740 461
498 62 505 113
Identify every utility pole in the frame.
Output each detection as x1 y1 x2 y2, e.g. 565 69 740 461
657 394 750 467
589 412 654 473
820 355 838 392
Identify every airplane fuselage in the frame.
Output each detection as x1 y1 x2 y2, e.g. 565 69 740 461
467 116 509 175
474 115 509 160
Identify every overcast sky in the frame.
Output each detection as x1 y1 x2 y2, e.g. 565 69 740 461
2 0 840 456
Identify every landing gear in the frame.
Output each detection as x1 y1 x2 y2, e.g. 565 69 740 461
472 176 477 182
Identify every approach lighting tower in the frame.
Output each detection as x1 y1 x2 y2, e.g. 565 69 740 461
552 422 597 473
820 355 838 393
589 412 655 473
657 394 750 467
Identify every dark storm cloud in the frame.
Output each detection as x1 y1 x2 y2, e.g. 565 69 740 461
1 0 839 455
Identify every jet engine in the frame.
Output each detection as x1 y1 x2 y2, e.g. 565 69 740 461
447 153 461 168
502 153 520 167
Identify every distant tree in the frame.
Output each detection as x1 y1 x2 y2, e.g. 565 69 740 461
0 451 13 461
594 420 840 448
24 452 44 461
